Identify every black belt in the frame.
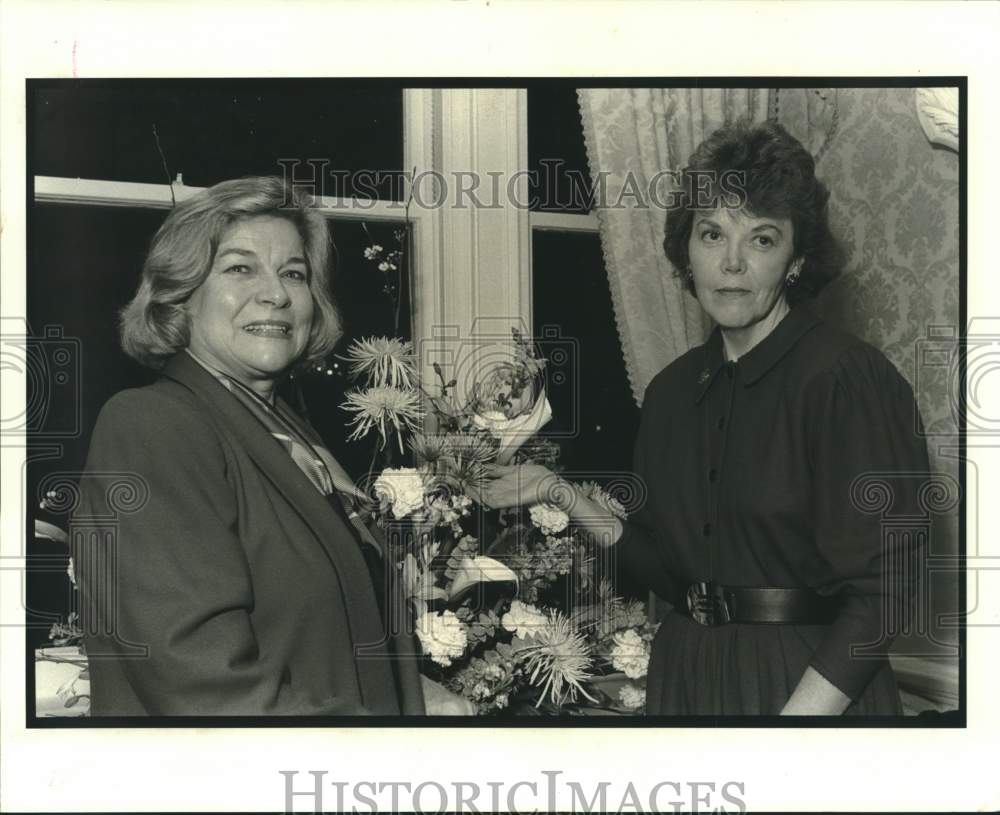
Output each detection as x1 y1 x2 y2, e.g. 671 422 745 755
672 580 842 626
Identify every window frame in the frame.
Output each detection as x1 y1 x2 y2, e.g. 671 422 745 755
31 89 598 386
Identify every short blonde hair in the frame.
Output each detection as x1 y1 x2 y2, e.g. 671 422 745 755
120 176 340 370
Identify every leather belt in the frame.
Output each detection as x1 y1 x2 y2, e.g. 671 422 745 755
673 580 842 626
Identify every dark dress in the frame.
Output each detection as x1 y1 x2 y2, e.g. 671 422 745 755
614 306 929 715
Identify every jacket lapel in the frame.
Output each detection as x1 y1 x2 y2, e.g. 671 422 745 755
160 353 397 709
162 354 350 552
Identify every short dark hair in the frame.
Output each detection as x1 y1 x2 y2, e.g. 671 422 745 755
120 176 341 370
663 119 843 305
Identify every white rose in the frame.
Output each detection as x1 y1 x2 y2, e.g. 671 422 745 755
501 599 549 639
619 684 646 710
472 394 553 465
415 610 468 667
373 467 426 518
610 628 651 680
529 503 570 536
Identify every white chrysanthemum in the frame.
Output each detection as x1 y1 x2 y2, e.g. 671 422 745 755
415 610 468 667
501 599 549 639
341 336 417 389
364 244 383 259
619 684 646 710
343 385 424 452
529 503 570 536
517 611 596 707
610 628 651 680
444 432 499 464
373 467 427 519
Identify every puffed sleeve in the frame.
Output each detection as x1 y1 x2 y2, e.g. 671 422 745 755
804 343 930 701
612 375 677 599
74 389 338 715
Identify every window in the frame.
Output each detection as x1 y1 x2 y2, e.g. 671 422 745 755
29 80 412 464
32 82 404 197
26 83 643 644
527 88 639 478
528 86 594 214
26 81 412 651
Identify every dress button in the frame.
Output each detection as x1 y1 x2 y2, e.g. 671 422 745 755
716 417 725 430
702 522 712 536
708 468 718 483
725 364 735 380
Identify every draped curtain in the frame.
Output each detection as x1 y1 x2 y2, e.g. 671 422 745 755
578 88 771 405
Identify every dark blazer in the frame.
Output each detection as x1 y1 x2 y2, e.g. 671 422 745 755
72 352 425 716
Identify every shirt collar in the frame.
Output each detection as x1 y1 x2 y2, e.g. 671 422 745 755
693 306 823 403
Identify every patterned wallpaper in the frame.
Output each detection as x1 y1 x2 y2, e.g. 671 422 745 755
782 88 961 650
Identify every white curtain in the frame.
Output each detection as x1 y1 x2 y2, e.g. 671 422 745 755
578 88 771 405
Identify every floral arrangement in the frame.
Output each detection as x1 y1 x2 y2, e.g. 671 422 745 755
337 249 656 712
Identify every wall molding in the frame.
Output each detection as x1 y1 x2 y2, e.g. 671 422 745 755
406 88 531 405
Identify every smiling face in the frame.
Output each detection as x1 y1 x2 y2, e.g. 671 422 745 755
186 215 314 396
687 207 804 358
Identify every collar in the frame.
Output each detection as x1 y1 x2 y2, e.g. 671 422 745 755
184 349 277 406
693 306 823 404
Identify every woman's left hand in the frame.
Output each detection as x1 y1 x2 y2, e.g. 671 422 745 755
420 676 476 715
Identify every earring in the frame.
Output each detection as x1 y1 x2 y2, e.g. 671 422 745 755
785 271 800 287
685 267 694 282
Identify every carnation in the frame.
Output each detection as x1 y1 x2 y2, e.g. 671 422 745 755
373 467 427 519
609 628 651 680
529 503 570 536
619 684 646 710
501 599 549 639
415 610 468 667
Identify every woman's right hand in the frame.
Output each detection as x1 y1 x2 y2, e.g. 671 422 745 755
476 464 564 510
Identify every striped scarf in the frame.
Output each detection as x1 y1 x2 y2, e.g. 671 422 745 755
184 352 383 554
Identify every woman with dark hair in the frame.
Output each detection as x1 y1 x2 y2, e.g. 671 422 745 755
74 176 470 715
485 121 929 716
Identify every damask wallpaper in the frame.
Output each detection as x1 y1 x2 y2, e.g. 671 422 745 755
782 87 961 651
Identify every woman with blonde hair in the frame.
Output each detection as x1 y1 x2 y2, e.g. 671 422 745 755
75 176 469 715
